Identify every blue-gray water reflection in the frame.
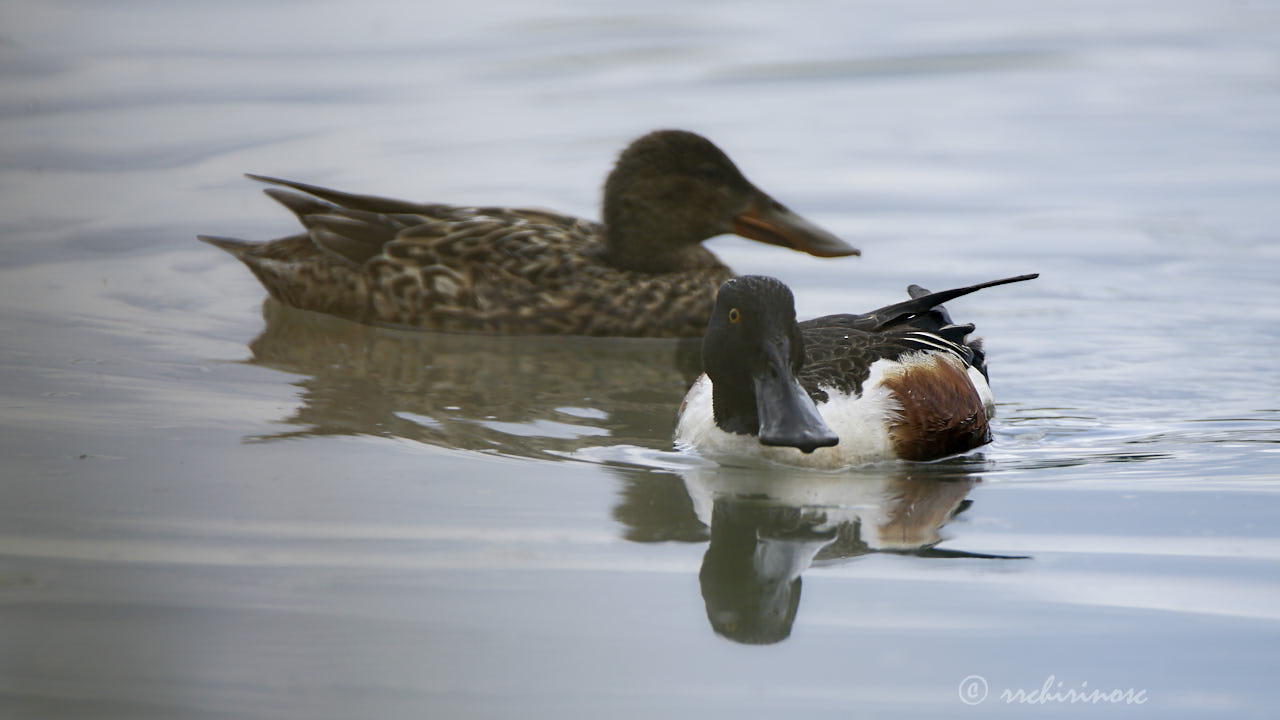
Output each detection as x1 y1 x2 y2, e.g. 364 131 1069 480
234 301 1035 647
3 0 1280 718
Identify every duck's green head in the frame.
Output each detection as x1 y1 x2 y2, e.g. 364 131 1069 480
602 130 858 272
702 275 838 454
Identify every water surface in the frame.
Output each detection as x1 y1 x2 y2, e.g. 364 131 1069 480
3 1 1280 718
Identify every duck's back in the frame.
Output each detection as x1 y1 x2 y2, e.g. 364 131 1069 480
795 305 993 462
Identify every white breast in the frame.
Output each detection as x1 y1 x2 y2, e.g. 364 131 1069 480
675 360 899 469
674 352 995 470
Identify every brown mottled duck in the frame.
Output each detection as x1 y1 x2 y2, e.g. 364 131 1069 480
199 129 858 336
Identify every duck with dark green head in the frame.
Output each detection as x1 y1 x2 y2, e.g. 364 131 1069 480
676 273 1038 467
200 130 858 336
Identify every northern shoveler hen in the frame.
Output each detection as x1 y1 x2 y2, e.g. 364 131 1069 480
674 273 1039 468
199 130 858 336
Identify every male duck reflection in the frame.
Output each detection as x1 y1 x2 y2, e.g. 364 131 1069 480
199 130 857 336
675 273 1038 468
685 470 1020 644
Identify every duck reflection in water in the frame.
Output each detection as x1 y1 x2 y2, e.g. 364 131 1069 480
680 468 1026 644
242 298 700 456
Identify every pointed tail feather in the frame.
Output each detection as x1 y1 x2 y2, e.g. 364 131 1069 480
263 188 335 220
245 173 426 214
866 273 1039 331
198 234 260 258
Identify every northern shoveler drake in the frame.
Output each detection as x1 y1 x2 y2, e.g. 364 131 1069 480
199 129 858 336
674 273 1039 468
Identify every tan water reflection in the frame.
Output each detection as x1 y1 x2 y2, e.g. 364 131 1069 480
244 298 701 455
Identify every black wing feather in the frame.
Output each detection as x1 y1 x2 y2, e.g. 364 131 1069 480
795 273 1038 399
856 273 1038 331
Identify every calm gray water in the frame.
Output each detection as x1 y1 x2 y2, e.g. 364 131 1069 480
3 1 1280 718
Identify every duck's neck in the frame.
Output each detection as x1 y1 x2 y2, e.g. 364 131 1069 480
601 195 725 273
605 241 721 275
600 224 710 274
710 373 759 437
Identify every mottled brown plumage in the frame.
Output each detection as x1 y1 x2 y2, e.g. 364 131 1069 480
200 130 857 336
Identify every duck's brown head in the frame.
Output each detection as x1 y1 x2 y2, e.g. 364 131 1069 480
601 130 859 273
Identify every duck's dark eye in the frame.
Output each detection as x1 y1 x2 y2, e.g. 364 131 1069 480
728 307 741 324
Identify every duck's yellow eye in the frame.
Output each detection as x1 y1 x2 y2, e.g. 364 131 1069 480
728 308 741 324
